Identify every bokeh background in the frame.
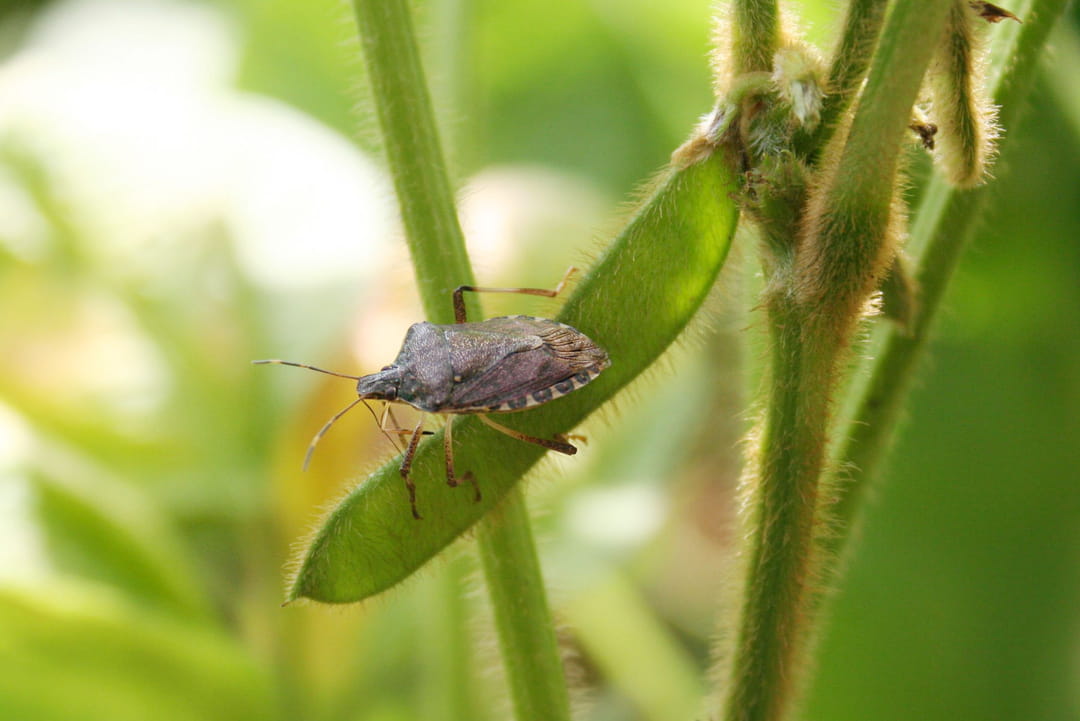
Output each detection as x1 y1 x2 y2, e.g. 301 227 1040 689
1 1 1078 720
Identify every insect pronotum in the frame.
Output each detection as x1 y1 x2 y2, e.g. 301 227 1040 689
254 267 610 519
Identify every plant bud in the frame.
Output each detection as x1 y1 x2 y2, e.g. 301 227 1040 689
772 46 825 131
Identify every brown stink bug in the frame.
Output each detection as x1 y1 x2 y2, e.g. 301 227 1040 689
255 268 610 519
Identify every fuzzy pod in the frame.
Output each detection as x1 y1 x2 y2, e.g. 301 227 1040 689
928 0 1001 188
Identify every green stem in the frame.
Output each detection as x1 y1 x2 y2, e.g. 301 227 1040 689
722 4 953 721
722 299 837 721
823 0 952 230
476 491 573 721
733 0 780 73
809 0 889 155
827 0 1070 561
350 0 473 325
349 0 571 718
794 0 952 330
827 0 889 113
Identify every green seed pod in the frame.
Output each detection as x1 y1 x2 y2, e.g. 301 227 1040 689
928 0 1000 188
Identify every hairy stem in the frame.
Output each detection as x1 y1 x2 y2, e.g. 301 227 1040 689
817 0 952 243
811 0 889 154
351 0 474 324
733 0 780 73
828 0 1070 562
722 3 953 721
349 0 570 717
723 296 837 721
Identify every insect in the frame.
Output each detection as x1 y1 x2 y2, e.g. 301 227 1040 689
254 268 610 519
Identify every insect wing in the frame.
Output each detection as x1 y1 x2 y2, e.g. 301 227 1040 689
442 319 544 380
445 316 607 411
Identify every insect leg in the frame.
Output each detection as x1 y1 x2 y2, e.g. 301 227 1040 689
366 403 405 452
443 416 460 487
443 417 480 502
477 414 577 455
399 418 426 520
451 266 577 323
361 401 432 456
382 405 435 436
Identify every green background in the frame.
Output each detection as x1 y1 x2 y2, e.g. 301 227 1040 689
0 1 1077 719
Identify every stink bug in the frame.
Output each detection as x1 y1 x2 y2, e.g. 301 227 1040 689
255 267 610 519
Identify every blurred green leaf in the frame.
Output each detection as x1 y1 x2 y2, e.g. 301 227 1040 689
232 0 368 147
566 572 703 721
0 583 277 721
31 472 212 620
467 0 712 187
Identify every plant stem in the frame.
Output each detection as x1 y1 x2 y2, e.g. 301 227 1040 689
476 491 573 721
810 0 889 154
722 3 952 721
823 0 952 232
827 0 1070 562
350 0 473 325
827 0 889 111
349 1 572 718
723 297 836 721
733 0 780 73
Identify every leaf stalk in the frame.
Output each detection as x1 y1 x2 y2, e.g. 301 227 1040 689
348 1 571 717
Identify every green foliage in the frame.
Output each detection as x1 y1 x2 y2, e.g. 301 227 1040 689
713 2 1065 720
0 585 276 721
0 1 1077 721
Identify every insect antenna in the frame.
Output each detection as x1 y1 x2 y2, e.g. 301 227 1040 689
303 397 367 471
252 359 363 381
254 358 432 466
